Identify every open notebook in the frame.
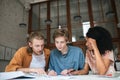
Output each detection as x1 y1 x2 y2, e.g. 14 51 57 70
0 71 35 79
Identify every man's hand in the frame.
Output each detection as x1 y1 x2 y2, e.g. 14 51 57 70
17 68 46 75
60 69 68 75
30 68 46 75
48 70 57 76
61 69 75 76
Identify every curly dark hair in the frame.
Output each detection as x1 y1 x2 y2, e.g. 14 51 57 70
86 26 113 55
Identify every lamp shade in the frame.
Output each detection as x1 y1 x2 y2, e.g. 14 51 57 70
19 23 27 28
106 11 115 17
45 19 52 24
73 15 82 21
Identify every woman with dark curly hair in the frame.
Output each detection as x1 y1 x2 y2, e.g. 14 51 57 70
70 26 115 76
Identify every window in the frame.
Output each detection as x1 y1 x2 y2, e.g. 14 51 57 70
83 22 90 37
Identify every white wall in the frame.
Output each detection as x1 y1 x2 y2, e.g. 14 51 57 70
0 0 28 72
0 0 28 49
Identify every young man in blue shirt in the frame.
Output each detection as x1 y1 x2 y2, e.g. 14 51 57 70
48 29 85 76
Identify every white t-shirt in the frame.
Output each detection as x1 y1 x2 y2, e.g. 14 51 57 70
29 52 46 70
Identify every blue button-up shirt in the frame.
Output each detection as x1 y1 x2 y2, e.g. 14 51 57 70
49 46 85 75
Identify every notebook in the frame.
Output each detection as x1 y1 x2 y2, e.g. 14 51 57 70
0 71 35 79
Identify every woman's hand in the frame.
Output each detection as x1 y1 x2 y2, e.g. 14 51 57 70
88 38 98 51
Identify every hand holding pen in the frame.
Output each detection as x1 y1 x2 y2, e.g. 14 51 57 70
60 69 75 76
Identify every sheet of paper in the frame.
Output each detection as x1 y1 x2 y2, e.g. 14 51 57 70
0 71 120 80
35 75 120 80
36 75 71 80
